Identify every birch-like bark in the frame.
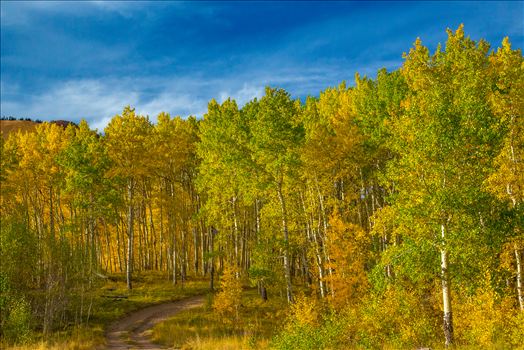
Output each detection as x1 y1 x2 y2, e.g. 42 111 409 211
507 123 523 311
126 179 134 290
441 223 453 347
193 227 198 274
170 182 177 285
115 216 123 273
277 181 293 303
172 240 177 284
49 186 55 241
311 228 326 298
301 190 325 297
148 197 157 270
103 219 113 272
301 248 311 286
315 180 334 297
200 218 206 277
515 244 524 311
181 227 186 282
159 193 164 271
255 199 268 300
232 196 240 269
209 227 216 291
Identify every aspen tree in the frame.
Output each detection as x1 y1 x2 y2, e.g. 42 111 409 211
105 107 153 289
485 38 524 311
394 25 501 346
249 87 304 303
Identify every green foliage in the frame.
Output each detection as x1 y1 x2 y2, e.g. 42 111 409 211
354 286 439 349
0 221 37 344
153 288 285 349
248 240 279 287
1 25 523 349
249 87 304 186
271 295 346 350
2 297 32 344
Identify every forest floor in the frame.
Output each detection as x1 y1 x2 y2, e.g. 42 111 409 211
3 274 210 350
151 288 287 350
105 295 205 349
3 274 286 350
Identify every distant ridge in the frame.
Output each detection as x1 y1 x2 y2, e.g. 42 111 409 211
0 119 77 139
50 120 77 128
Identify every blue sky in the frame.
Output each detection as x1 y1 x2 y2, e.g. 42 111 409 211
1 1 523 131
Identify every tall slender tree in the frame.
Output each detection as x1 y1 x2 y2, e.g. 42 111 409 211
105 107 153 289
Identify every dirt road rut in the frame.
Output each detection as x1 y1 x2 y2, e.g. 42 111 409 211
105 295 204 349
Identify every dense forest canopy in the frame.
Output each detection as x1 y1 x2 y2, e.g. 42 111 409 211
1 26 523 348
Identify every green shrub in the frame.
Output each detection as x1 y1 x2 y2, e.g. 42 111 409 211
3 297 33 344
271 295 349 350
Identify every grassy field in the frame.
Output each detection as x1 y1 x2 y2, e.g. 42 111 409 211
152 288 288 350
3 273 209 350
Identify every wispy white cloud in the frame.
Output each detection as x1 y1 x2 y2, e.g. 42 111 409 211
1 1 89 26
1 77 265 130
0 1 147 25
218 83 265 106
1 0 216 27
0 53 402 130
1 79 138 131
2 1 521 131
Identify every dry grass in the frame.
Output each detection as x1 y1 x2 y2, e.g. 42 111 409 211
1 273 209 350
5 325 102 350
152 288 287 350
183 336 270 350
0 120 38 139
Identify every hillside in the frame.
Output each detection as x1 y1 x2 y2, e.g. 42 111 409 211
0 120 77 139
0 120 38 139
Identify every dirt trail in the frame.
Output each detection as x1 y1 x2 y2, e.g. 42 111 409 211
105 295 205 349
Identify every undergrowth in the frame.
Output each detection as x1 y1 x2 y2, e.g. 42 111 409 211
1 272 209 350
152 288 287 349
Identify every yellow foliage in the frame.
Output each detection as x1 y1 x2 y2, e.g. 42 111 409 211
325 212 370 309
507 311 524 350
182 336 268 350
357 285 439 348
454 273 523 348
287 293 320 328
212 263 243 323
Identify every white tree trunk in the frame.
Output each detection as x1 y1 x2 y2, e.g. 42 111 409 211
441 223 453 347
277 182 293 303
126 179 134 290
515 245 524 311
